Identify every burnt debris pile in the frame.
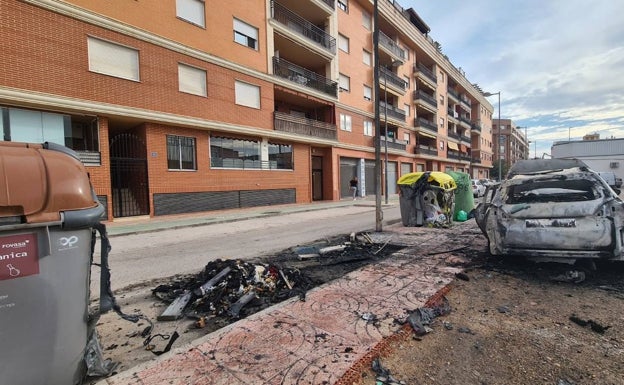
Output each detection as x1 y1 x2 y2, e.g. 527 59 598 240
151 233 401 327
152 259 314 323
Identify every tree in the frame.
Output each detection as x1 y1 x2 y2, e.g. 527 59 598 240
491 161 510 181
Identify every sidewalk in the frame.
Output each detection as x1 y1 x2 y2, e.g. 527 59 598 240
96 195 470 385
104 196 398 237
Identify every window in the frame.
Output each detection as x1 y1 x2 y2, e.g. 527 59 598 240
439 71 444 82
87 37 139 81
233 18 258 50
178 64 207 97
339 74 350 92
439 95 444 105
439 117 445 128
363 85 372 101
268 142 293 170
210 136 260 169
337 0 348 12
167 135 197 170
338 34 350 53
403 103 410 117
235 80 260 109
2 107 99 155
362 50 371 66
403 133 410 143
363 121 373 136
176 0 205 27
340 113 352 132
439 141 444 150
362 11 371 30
403 76 410 89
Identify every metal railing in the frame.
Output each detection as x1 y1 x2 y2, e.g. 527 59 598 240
414 117 437 133
274 111 337 140
381 136 407 151
272 57 338 97
414 63 437 83
271 1 336 54
458 115 471 126
415 144 437 156
380 66 407 91
211 158 293 170
471 121 482 132
379 31 405 59
76 150 101 166
447 131 460 140
413 90 437 109
319 0 335 9
380 100 406 121
447 87 459 101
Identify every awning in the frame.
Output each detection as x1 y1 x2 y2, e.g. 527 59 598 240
447 141 459 151
417 131 437 139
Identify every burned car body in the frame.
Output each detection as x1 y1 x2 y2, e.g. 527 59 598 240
475 159 624 262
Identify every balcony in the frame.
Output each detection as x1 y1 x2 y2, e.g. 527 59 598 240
471 121 482 133
274 111 337 140
271 1 336 55
447 130 460 140
380 100 406 122
460 134 471 144
380 66 407 94
379 31 405 61
413 90 437 111
381 136 407 151
415 144 437 156
318 0 335 9
459 96 471 110
458 115 471 129
447 87 459 102
413 63 437 90
273 57 338 97
414 117 437 134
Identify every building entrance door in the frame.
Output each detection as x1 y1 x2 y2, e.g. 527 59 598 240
109 133 150 217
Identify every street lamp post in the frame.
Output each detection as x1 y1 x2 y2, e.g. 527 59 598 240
373 0 382 232
483 91 501 180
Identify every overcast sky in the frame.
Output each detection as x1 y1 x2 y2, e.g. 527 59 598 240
403 0 624 158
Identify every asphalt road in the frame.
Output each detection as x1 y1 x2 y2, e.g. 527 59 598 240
92 204 401 293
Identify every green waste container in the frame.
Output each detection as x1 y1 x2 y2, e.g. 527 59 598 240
0 142 105 385
446 171 474 221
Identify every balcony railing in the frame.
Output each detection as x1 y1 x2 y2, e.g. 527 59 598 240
379 31 405 60
271 1 336 54
380 100 406 122
413 90 437 109
414 63 437 84
274 111 337 140
447 87 459 101
471 121 482 132
447 131 460 140
76 151 101 166
381 136 407 151
460 96 471 109
415 144 437 156
472 158 482 164
273 57 338 97
414 117 437 134
458 115 471 126
460 135 471 143
380 66 407 91
319 0 335 9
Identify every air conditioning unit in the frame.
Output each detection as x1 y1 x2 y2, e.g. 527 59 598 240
610 162 620 169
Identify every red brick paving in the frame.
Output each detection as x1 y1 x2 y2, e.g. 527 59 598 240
98 222 481 385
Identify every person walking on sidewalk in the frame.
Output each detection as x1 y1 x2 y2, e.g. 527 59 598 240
350 176 358 200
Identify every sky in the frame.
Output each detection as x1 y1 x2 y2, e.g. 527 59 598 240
403 0 624 158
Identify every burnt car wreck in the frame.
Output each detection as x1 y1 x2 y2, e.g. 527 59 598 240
475 159 624 263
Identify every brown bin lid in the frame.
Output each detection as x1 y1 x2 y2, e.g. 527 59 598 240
0 142 98 223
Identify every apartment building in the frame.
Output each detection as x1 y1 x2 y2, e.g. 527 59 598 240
492 119 530 172
1 0 493 220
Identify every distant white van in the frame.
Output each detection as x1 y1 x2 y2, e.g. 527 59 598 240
597 171 622 194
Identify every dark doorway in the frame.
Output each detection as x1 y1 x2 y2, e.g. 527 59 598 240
110 133 149 217
312 156 323 201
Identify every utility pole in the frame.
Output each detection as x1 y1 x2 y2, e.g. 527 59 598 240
373 0 382 232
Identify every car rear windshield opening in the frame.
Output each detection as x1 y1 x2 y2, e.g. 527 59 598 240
506 179 596 204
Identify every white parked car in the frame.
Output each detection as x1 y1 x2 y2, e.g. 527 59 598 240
471 179 486 197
